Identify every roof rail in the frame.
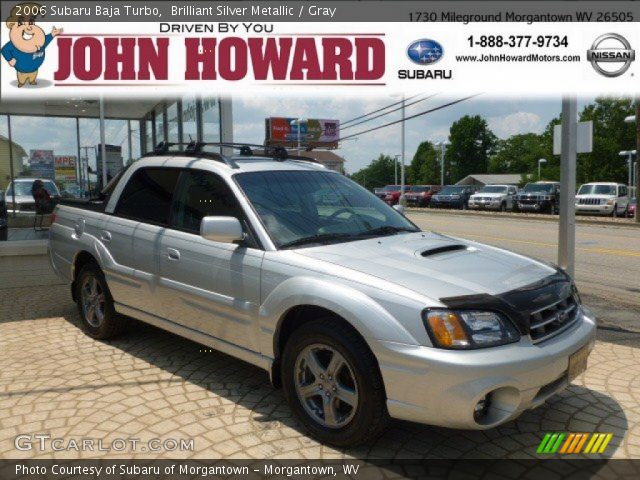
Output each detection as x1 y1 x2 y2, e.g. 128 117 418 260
145 141 321 166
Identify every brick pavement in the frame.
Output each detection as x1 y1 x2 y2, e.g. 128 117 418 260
0 280 639 460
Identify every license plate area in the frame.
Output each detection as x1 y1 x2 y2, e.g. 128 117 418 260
568 344 590 382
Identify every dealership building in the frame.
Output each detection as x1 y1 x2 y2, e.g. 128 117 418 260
0 96 347 242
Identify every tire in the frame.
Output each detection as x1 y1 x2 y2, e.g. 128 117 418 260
500 202 506 212
612 204 618 217
281 318 389 447
75 262 128 339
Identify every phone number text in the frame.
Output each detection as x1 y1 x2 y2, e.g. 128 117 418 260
467 35 569 48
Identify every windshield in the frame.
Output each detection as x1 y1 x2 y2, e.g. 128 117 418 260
439 186 464 195
523 183 554 193
235 171 419 248
7 180 58 196
479 186 508 194
410 186 431 192
578 184 616 195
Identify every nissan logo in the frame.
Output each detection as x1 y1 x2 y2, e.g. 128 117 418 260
587 33 635 77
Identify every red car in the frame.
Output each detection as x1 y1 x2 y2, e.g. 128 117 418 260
405 185 442 207
384 185 415 205
374 185 402 204
627 197 637 218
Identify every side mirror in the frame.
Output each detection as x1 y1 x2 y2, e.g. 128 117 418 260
393 204 405 215
200 216 245 243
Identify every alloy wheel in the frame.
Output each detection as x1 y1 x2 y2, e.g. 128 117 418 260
294 344 359 429
81 275 106 328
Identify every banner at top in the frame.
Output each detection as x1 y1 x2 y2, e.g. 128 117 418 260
1 1 640 96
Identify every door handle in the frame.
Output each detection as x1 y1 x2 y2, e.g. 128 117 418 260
167 248 181 261
100 230 111 242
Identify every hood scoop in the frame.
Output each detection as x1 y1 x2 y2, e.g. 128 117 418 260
420 244 469 258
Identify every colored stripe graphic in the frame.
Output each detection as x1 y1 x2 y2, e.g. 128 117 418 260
539 432 613 454
537 433 565 453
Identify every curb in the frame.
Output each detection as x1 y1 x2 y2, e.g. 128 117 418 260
405 207 640 229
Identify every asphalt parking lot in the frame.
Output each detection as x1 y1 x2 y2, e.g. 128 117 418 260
1 213 640 460
407 210 640 333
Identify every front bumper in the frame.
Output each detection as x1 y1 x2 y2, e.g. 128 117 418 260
431 201 463 209
469 201 502 210
375 310 596 430
575 204 614 215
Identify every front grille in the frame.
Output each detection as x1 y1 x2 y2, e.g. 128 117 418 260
529 294 580 344
578 198 602 205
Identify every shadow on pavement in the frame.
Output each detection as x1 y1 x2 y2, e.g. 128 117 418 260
55 305 629 461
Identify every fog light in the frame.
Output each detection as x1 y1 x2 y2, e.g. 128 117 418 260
473 394 491 421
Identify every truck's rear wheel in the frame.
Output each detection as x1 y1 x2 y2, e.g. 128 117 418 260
76 263 127 339
281 318 389 447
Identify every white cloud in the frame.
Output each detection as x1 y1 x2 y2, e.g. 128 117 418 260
487 112 543 138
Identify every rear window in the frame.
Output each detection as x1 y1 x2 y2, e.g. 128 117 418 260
115 168 180 224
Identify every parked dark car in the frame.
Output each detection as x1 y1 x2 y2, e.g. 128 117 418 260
429 185 478 209
628 197 637 218
516 181 560 214
0 190 7 241
405 185 442 207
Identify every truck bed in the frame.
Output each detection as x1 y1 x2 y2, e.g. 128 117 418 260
59 198 107 213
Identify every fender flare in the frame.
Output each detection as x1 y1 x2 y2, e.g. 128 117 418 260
260 276 418 359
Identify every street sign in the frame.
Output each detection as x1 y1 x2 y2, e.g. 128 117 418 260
553 121 593 155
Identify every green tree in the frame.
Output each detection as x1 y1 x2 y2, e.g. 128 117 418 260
408 141 440 184
578 97 635 184
445 115 497 183
350 154 396 189
489 133 550 180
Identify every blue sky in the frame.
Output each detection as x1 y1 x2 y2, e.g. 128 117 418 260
233 94 594 173
2 95 595 175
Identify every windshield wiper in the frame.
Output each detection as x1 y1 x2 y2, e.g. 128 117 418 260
279 233 354 249
355 226 419 238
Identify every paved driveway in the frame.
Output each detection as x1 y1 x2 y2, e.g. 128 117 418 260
0 260 639 460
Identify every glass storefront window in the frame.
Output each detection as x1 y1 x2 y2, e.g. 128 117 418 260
202 96 220 144
167 102 181 144
144 115 154 154
182 94 198 143
10 116 78 197
154 106 166 144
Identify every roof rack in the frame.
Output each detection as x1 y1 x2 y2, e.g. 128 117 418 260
144 141 321 167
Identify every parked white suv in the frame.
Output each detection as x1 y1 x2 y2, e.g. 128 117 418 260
468 185 518 212
575 182 629 217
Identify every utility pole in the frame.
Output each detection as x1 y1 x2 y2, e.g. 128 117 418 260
99 96 108 188
558 95 577 278
400 95 406 206
636 100 640 223
394 154 400 184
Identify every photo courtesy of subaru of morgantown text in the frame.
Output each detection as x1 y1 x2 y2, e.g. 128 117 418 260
1 1 640 479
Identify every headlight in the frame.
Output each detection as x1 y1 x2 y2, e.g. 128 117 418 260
606 198 615 205
423 310 519 349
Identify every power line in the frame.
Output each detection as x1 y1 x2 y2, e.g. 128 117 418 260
341 93 440 131
341 93 423 126
339 94 481 142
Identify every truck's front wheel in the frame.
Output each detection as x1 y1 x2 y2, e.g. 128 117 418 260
281 318 389 447
76 263 127 339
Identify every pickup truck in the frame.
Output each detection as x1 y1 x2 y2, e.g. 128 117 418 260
49 143 596 446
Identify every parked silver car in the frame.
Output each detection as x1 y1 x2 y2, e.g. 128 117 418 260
6 178 61 213
49 146 596 446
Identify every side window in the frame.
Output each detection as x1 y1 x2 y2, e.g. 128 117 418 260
115 168 180 224
620 186 626 197
171 170 244 233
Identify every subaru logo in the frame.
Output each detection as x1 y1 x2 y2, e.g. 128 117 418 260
587 33 635 77
407 39 444 66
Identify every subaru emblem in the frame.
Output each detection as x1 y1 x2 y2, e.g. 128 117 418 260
407 39 444 66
